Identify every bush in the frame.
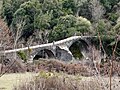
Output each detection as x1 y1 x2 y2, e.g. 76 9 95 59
17 51 27 62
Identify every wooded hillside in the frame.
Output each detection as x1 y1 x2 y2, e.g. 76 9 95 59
0 0 120 57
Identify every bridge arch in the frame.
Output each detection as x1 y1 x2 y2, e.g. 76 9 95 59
33 49 55 60
69 39 89 59
56 46 73 61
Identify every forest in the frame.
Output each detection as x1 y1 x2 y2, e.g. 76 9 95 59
1 0 120 57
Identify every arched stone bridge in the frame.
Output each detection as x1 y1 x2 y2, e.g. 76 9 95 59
1 36 104 61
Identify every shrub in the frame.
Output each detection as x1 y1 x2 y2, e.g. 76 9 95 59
17 50 27 62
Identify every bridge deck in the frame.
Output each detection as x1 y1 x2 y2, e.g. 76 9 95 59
0 36 96 54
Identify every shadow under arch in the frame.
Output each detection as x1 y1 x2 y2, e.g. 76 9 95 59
56 46 73 61
69 39 89 59
33 49 55 60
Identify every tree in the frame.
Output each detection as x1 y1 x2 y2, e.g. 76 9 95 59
49 15 92 42
11 0 42 41
48 15 76 41
2 0 13 26
11 16 26 59
74 0 88 16
113 19 120 35
34 11 52 43
2 0 28 26
89 0 105 21
100 0 119 12
96 20 110 35
75 16 92 35
41 0 65 29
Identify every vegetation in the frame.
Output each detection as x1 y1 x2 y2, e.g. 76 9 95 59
0 72 36 90
1 0 120 57
13 70 120 90
0 58 120 90
1 0 119 39
17 51 27 62
0 1 120 90
14 72 102 90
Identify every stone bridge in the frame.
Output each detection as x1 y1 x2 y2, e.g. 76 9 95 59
0 36 104 62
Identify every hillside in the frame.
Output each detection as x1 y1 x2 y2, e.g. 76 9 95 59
0 0 119 58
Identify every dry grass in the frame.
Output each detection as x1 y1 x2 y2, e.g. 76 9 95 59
31 59 120 76
0 72 36 90
13 71 120 90
32 59 93 76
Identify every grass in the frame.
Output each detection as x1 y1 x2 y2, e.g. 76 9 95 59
13 71 120 90
0 72 36 90
0 70 120 90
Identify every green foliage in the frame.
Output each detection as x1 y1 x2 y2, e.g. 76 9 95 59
34 11 52 30
117 42 120 56
41 0 65 29
108 13 119 24
49 15 92 42
49 15 76 41
100 0 119 12
1 0 92 42
70 41 83 59
1 0 119 58
2 0 13 26
75 16 92 35
2 0 28 26
62 0 75 14
97 20 107 34
11 0 42 39
113 22 120 35
17 50 27 62
102 37 120 56
96 19 115 36
75 0 91 20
